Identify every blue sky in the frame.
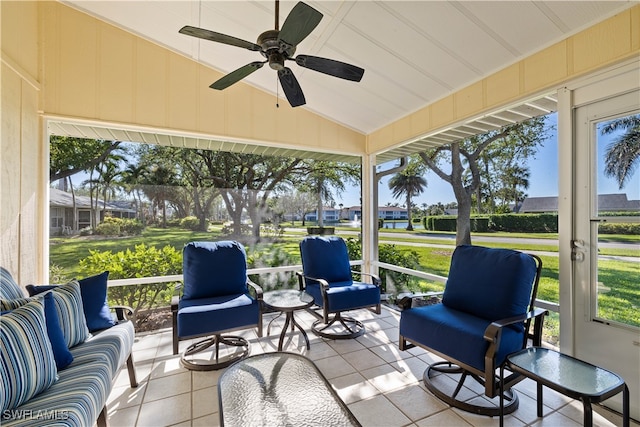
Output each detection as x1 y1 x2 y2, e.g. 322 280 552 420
338 114 640 208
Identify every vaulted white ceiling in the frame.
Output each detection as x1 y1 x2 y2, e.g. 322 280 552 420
52 0 635 161
62 0 633 139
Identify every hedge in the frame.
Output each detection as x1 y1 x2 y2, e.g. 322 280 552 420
422 213 640 234
423 216 489 232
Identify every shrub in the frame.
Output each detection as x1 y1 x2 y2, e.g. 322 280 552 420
48 264 71 284
95 217 144 236
599 222 640 235
78 244 182 328
260 223 284 239
95 221 121 236
488 214 557 232
246 247 297 291
180 216 203 231
221 223 253 236
345 237 421 293
121 219 144 235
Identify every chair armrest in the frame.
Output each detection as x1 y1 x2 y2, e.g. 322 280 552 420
111 305 135 326
483 308 548 343
171 282 182 313
296 271 305 291
296 272 329 292
247 280 263 301
352 271 381 287
396 291 444 310
171 295 180 312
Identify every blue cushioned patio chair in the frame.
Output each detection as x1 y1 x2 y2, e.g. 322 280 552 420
172 241 263 370
398 245 545 416
297 236 381 339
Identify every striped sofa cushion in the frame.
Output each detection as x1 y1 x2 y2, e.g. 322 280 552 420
0 267 25 300
0 299 58 413
70 321 135 378
0 353 113 427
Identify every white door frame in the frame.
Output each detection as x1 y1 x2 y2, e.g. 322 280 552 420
558 58 640 418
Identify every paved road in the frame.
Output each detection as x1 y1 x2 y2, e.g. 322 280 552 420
328 229 640 262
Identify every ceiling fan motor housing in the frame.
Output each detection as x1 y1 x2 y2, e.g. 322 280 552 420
257 29 295 70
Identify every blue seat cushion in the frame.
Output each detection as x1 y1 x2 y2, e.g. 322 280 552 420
306 281 380 313
442 245 536 327
177 294 259 338
399 304 525 372
182 241 249 300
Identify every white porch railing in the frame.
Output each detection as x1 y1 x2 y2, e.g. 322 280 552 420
106 261 559 315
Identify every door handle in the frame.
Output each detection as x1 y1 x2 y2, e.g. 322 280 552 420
571 239 585 261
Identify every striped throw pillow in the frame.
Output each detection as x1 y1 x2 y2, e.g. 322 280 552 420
0 298 58 412
47 281 91 348
0 267 25 300
2 280 90 348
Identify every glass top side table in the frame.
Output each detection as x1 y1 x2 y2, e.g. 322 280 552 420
263 289 314 351
501 347 629 427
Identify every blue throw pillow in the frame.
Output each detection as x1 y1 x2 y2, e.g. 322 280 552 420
1 293 74 370
0 298 58 412
27 271 115 333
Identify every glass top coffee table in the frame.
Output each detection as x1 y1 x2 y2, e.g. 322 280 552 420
501 347 629 427
263 289 314 351
218 352 361 426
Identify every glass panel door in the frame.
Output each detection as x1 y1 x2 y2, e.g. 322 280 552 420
573 90 640 419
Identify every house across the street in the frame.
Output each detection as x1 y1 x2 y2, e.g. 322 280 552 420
520 194 640 213
49 188 137 234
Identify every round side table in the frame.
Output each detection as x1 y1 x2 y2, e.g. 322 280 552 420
263 289 314 351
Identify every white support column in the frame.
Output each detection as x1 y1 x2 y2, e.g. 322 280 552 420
361 153 377 277
557 87 575 354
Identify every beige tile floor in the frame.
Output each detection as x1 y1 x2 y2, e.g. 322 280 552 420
106 307 636 427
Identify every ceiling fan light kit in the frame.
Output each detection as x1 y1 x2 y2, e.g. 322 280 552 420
179 1 364 108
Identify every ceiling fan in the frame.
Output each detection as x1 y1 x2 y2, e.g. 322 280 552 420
179 0 365 108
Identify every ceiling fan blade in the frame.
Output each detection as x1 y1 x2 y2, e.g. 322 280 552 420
278 68 306 107
278 2 322 47
210 62 265 90
294 55 364 82
179 26 262 52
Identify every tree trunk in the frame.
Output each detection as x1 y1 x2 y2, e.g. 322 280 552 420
456 198 472 246
405 193 414 231
69 177 77 231
317 190 324 227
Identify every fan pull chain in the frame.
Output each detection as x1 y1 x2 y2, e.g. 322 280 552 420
276 74 280 108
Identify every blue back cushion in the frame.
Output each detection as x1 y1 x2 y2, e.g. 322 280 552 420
442 245 537 321
300 236 353 284
182 241 248 300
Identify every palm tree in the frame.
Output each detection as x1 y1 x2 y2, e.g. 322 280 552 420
121 163 148 224
388 170 427 231
601 115 640 189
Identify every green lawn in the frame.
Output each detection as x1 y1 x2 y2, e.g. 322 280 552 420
50 226 639 343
